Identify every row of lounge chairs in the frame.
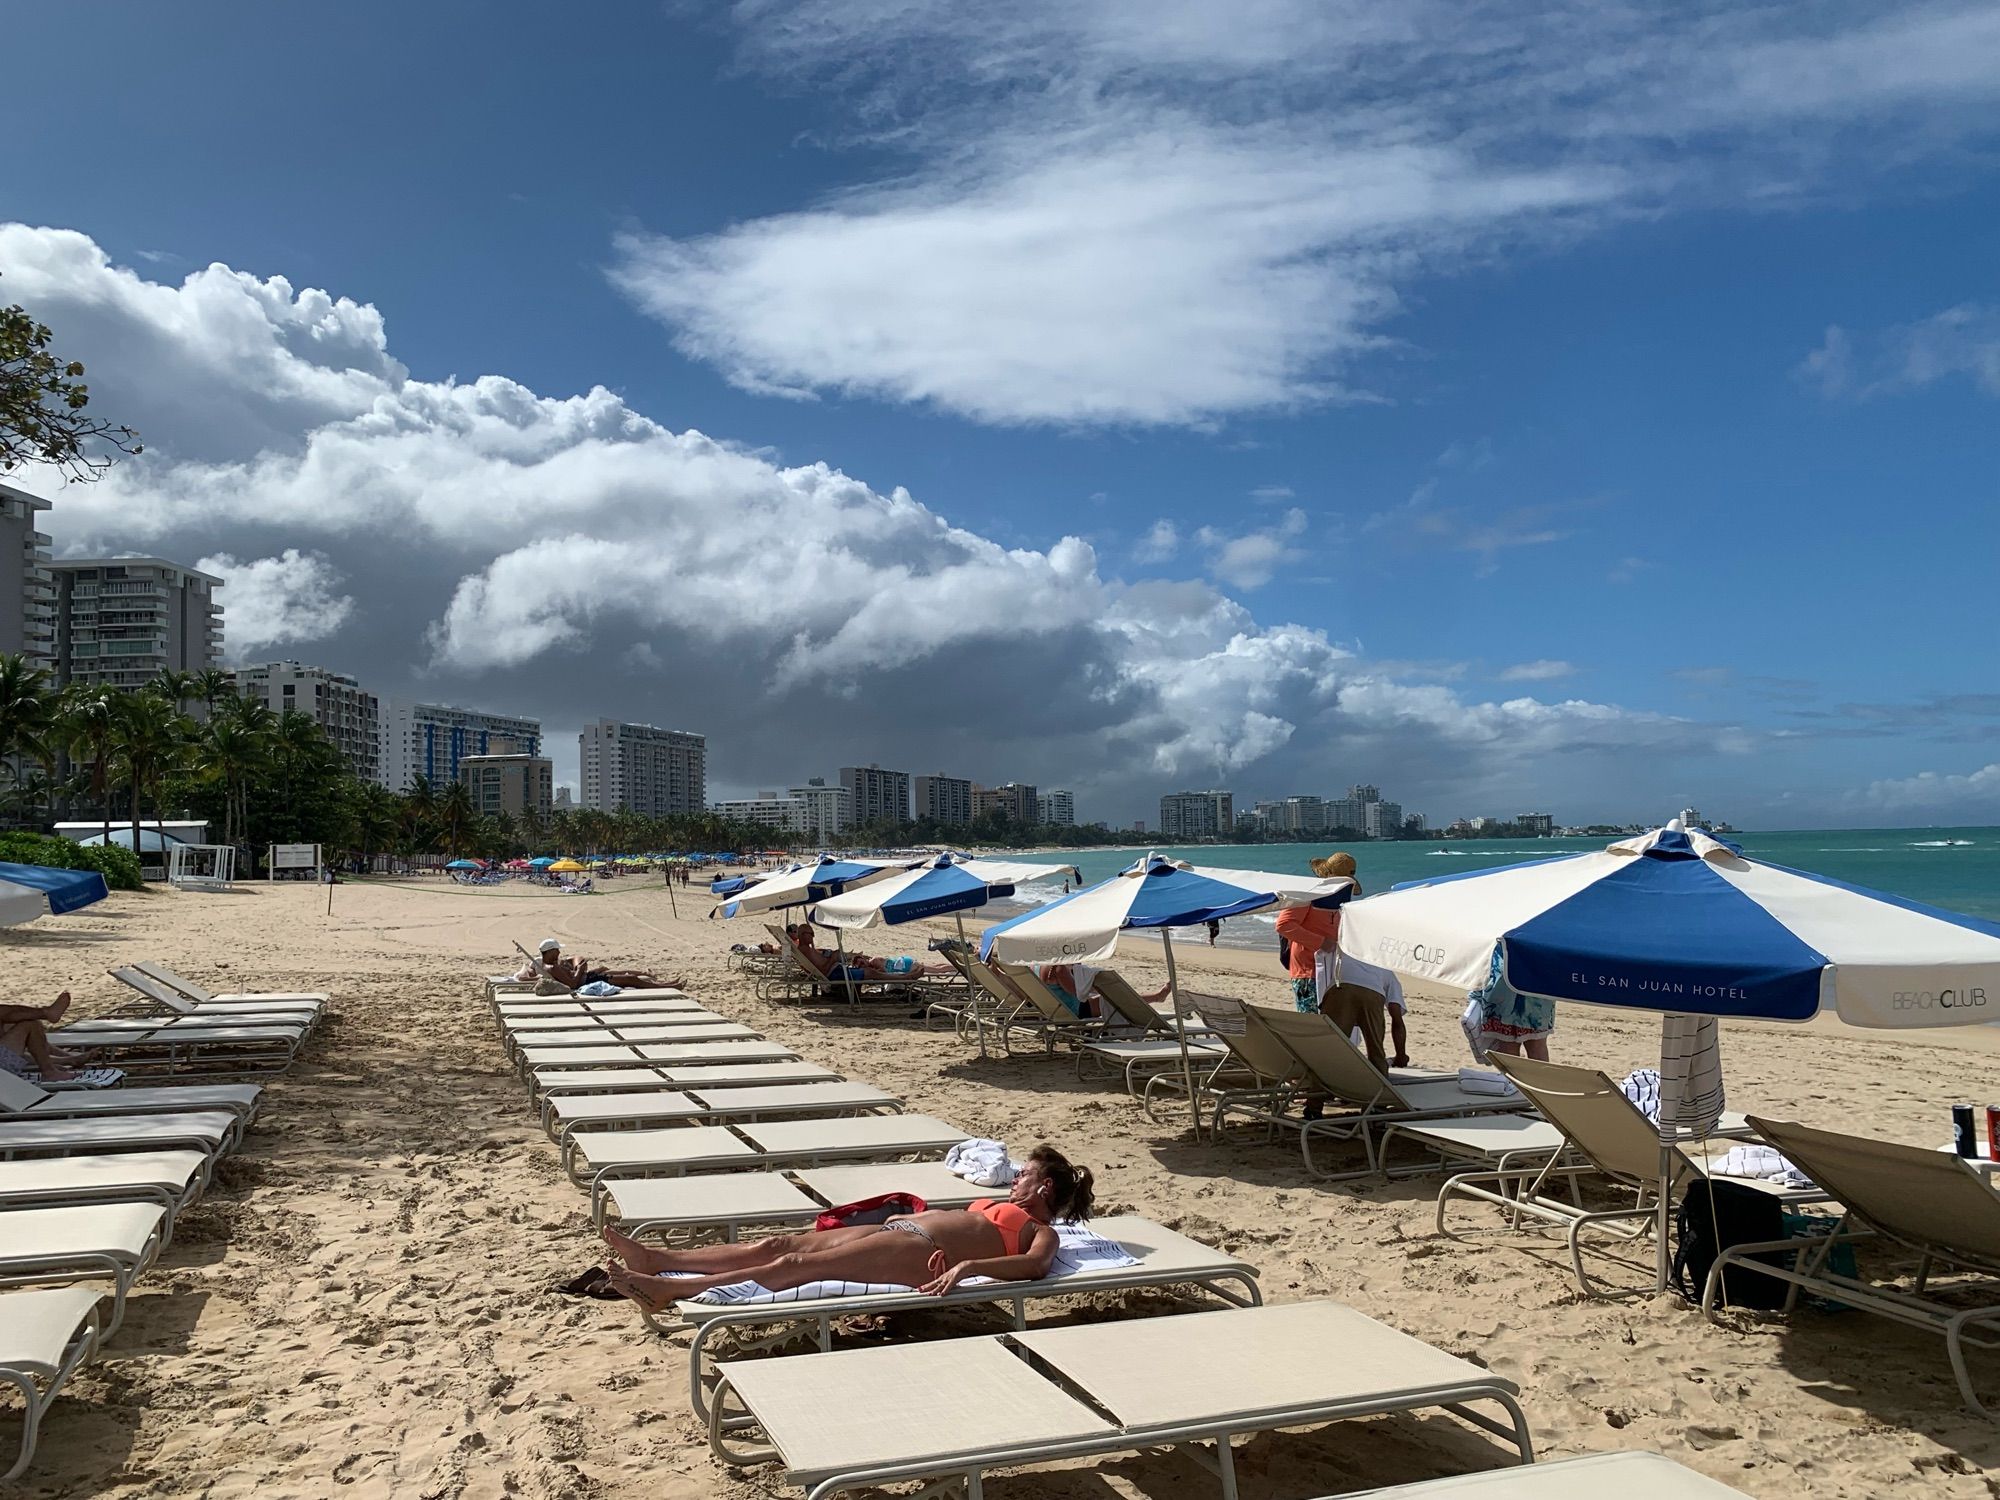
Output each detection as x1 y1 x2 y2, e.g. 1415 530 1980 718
0 962 324 1478
481 963 1771 1497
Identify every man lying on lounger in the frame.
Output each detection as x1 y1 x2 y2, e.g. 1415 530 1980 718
600 1144 1096 1312
792 927 955 981
535 939 680 990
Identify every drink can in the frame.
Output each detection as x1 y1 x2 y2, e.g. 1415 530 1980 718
1953 1104 1977 1157
1987 1105 2000 1161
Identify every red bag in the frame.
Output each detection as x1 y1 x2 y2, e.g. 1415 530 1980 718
814 1191 927 1231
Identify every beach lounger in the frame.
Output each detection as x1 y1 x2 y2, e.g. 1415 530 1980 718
1338 1451 1755 1498
0 1151 212 1234
581 1114 969 1214
129 960 327 1007
528 1061 838 1103
0 1287 106 1480
1237 1006 1525 1180
975 960 1117 1055
671 1214 1261 1420
708 1299 1531 1498
1436 1057 1781 1298
506 1023 759 1071
516 1039 798 1076
1700 1115 2000 1416
0 1203 168 1336
494 996 707 1025
505 942 686 1005
0 1110 242 1162
109 967 323 1031
501 1006 718 1031
0 1071 261 1127
50 1018 305 1076
1141 992 1303 1129
1078 1036 1231 1095
551 1082 903 1156
1092 971 1216 1038
600 1160 990 1243
762 931 965 1010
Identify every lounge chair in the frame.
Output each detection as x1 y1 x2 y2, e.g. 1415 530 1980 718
1091 971 1215 1037
528 1061 839 1103
1237 1006 1525 1179
668 1213 1262 1421
0 1070 261 1126
49 1017 305 1076
1077 1036 1231 1096
0 1109 243 1161
580 1114 969 1213
544 1081 903 1149
1336 1451 1754 1498
128 960 327 1008
708 1299 1531 1498
1140 992 1303 1129
759 932 960 1009
506 942 687 1003
515 1039 799 1076
1436 1056 1784 1299
109 967 323 1031
979 960 1116 1054
506 1022 759 1072
0 1287 106 1480
0 1150 213 1236
602 1160 985 1247
1702 1115 2000 1416
0 1203 167 1336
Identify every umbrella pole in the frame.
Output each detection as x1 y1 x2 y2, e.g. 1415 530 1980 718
835 927 858 1009
664 872 678 919
1163 929 1201 1141
955 913 986 1057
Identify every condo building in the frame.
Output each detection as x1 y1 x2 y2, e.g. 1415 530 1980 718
913 773 973 826
1158 789 1235 840
839 764 911 827
381 701 540 792
0 482 55 668
234 661 381 782
49 556 223 690
580 719 707 815
459 753 555 819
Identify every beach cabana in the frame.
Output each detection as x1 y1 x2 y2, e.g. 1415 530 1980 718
1336 816 2000 1287
0 862 109 927
980 855 1352 1134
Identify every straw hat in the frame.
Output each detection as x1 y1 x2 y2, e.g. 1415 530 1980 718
1309 852 1357 879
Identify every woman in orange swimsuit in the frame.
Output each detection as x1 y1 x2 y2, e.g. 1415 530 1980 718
600 1145 1095 1313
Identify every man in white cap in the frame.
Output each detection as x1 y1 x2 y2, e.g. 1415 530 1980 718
537 938 673 991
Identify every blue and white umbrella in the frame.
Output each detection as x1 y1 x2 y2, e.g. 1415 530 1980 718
812 853 1077 932
981 854 1354 1133
1337 821 2000 1030
0 861 110 927
709 854 913 919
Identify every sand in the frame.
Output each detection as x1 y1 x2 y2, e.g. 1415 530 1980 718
6 874 1999 1499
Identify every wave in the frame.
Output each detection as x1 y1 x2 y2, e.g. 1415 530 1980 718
1910 840 1976 848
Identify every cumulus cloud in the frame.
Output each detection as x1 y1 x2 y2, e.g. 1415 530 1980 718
1851 762 2000 815
2 223 1752 819
604 2 2000 428
1798 305 2000 400
1498 660 1576 683
195 549 354 661
1132 519 1180 563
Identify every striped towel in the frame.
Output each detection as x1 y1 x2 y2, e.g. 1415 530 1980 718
1656 1013 1726 1142
34 1067 126 1090
683 1219 1137 1306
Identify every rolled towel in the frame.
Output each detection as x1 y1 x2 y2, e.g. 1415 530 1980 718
1457 1067 1517 1096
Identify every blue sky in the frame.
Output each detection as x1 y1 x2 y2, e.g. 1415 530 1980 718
3 2 1997 827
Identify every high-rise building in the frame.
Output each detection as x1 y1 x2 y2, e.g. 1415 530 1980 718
460 753 554 819
839 764 910 827
0 482 55 669
49 556 223 690
1362 799 1404 840
579 719 707 815
1257 795 1330 834
1325 797 1366 833
713 794 808 833
787 779 852 840
913 773 973 826
380 701 539 792
1518 812 1554 836
1036 789 1076 826
985 782 1037 822
233 662 380 781
1158 789 1234 839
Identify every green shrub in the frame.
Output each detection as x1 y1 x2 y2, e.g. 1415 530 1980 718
0 832 145 891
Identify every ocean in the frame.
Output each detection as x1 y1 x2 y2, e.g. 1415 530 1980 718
995 826 2000 953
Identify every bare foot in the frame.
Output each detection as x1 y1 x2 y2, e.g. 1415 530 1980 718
601 1224 669 1274
44 991 71 1024
42 1064 77 1082
604 1265 681 1314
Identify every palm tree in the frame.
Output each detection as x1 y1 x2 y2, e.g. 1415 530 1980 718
191 703 273 848
150 669 198 714
112 692 187 864
0 654 55 822
351 781 402 870
437 778 475 859
191 667 234 721
57 683 120 847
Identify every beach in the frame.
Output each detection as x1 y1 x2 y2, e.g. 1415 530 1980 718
9 875 1999 1499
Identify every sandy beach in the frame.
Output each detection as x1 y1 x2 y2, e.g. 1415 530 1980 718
7 874 1999 1499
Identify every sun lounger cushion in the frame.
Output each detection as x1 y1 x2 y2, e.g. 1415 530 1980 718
1341 1450 1755 1497
0 1286 104 1375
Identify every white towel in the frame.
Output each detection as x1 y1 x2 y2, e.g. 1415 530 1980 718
1657 1013 1726 1143
943 1138 1015 1187
1456 1067 1516 1097
1712 1144 1816 1190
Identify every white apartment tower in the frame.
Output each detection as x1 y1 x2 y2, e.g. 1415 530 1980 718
233 662 380 782
0 483 55 668
1036 789 1076 826
840 764 911 827
580 719 707 815
787 779 852 840
913 773 973 826
1158 789 1235 840
380 701 540 792
712 795 807 833
49 556 223 690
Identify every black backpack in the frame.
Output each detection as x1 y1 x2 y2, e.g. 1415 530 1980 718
1670 1180 1791 1309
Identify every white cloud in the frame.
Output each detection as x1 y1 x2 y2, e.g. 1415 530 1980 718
1851 762 2000 814
601 2 2000 428
1799 305 2000 400
195 549 353 662
1498 660 1577 682
2 224 1753 819
1132 519 1180 563
1196 507 1307 589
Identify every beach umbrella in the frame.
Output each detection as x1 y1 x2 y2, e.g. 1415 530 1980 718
445 858 482 871
547 858 586 873
1336 817 2000 1287
528 856 557 869
709 854 912 918
813 853 1078 933
981 854 1354 1134
0 861 110 926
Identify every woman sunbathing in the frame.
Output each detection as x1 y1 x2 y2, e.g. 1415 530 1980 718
600 1144 1095 1313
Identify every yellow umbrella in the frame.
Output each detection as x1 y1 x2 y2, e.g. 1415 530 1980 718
548 858 586 873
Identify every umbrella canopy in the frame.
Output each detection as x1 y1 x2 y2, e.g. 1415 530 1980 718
1337 821 2000 1029
547 859 586 873
528 856 557 868
980 854 1353 965
711 854 912 917
0 861 110 926
445 858 483 870
813 853 1077 931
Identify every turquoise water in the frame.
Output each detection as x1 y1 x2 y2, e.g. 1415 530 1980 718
1010 827 2000 929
